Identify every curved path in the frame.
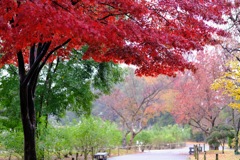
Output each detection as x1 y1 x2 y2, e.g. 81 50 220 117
109 146 191 160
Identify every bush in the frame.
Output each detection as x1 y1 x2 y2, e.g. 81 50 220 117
36 116 122 159
134 130 153 145
152 124 191 143
134 124 191 145
0 130 24 159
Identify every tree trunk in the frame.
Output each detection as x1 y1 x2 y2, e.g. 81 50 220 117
18 50 38 160
209 144 219 150
234 111 240 154
20 86 37 159
84 149 88 160
122 131 130 147
234 134 239 154
221 143 224 154
128 132 136 148
17 39 69 160
76 152 79 160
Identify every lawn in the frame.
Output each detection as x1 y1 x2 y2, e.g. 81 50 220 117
190 150 240 160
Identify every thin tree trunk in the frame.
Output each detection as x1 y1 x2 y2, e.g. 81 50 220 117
84 149 88 160
234 118 240 154
122 131 130 147
128 132 136 149
235 134 239 154
232 108 240 154
76 152 79 160
222 143 224 154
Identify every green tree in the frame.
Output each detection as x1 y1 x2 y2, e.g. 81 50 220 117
134 124 191 147
148 112 175 127
73 116 121 160
43 125 73 159
134 130 153 145
151 124 191 144
0 65 21 130
207 124 234 153
34 49 123 123
0 49 123 129
0 50 123 159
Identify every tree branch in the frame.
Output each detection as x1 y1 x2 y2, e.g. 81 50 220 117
22 42 51 87
39 39 71 70
30 44 35 67
17 50 25 83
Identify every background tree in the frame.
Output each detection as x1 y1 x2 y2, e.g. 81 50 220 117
212 60 240 154
148 112 175 127
97 71 173 147
172 50 230 139
134 124 191 147
213 7 240 154
0 1 234 159
151 124 191 144
0 65 21 130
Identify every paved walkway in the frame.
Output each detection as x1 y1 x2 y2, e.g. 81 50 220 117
108 146 191 160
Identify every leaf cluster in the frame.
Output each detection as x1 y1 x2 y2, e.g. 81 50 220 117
0 65 21 130
212 60 240 110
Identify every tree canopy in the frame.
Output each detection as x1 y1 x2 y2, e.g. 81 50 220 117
0 0 234 76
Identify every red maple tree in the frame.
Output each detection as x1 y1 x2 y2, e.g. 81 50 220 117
0 1 235 159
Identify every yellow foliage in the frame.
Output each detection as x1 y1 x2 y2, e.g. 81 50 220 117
211 60 240 110
229 103 240 111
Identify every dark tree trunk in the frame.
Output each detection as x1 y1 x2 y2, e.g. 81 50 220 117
20 86 37 159
209 144 219 150
16 40 70 160
234 134 239 154
17 42 51 160
18 50 38 160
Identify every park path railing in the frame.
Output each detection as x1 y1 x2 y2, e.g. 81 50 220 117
97 142 186 157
